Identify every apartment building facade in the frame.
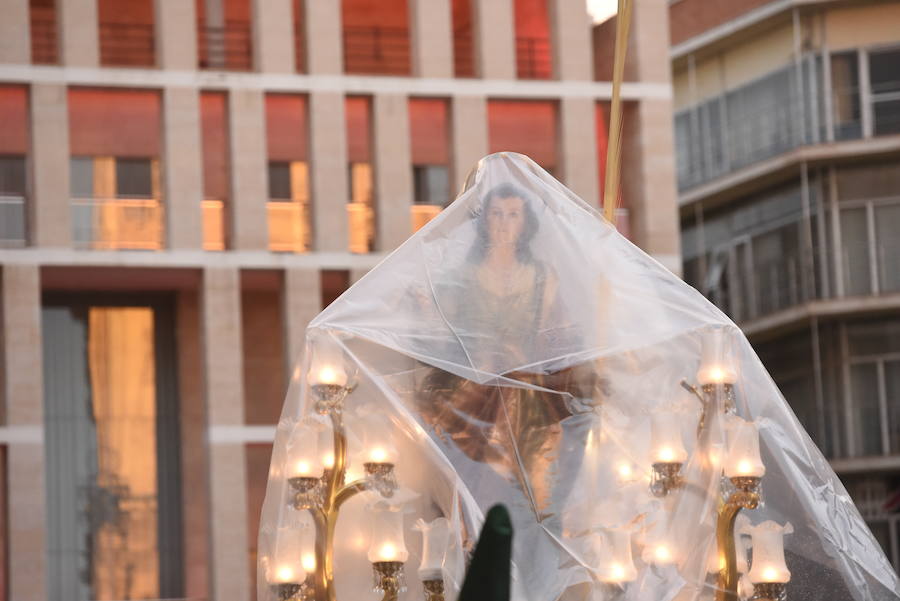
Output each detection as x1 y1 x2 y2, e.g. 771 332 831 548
670 0 900 572
0 0 678 599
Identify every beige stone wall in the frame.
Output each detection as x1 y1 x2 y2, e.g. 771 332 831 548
825 2 900 50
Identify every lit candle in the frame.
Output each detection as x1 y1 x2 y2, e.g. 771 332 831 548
598 529 637 584
287 422 323 479
414 517 451 580
724 418 765 479
697 328 738 386
268 526 305 584
307 338 348 388
651 411 688 464
368 504 409 563
742 521 794 584
364 415 397 464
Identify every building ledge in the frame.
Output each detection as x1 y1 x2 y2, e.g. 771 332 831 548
741 292 900 339
678 134 900 210
830 455 900 475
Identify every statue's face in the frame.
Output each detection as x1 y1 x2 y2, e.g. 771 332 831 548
486 196 526 247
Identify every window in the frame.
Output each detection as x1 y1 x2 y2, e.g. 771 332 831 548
115 158 154 198
869 47 900 136
268 162 292 200
70 157 95 198
413 165 449 206
0 156 26 244
831 51 861 140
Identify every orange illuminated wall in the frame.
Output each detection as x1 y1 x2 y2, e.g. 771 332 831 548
98 0 155 67
68 88 161 158
409 98 449 166
514 0 552 79
200 92 230 201
0 86 29 155
266 95 308 162
29 0 58 64
488 100 558 170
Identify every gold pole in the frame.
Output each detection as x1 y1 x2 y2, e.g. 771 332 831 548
602 0 634 226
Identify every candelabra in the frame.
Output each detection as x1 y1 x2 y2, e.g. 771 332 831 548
264 340 450 601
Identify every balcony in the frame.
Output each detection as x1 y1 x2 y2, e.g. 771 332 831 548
343 26 410 76
99 22 155 67
516 36 552 80
30 17 57 64
72 197 164 250
453 29 474 78
268 201 310 253
0 195 26 247
198 21 252 71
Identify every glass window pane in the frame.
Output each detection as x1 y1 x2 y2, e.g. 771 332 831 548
115 158 153 198
873 98 900 136
849 362 882 457
831 51 861 140
875 203 900 293
268 162 291 200
413 165 449 205
840 208 871 296
71 156 94 197
847 318 900 357
885 360 900 455
869 48 900 95
0 156 26 196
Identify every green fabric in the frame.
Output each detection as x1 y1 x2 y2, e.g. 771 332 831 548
458 504 513 601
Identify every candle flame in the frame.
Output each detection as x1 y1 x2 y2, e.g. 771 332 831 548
762 567 778 582
295 460 311 476
369 447 388 463
737 459 753 475
378 543 397 561
654 545 671 562
275 565 296 583
709 367 726 382
318 366 340 385
658 447 675 462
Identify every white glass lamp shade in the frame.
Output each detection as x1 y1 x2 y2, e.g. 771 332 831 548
724 418 765 479
368 505 409 563
307 337 348 387
364 414 398 464
287 422 323 478
415 517 451 580
267 526 305 584
598 529 637 584
650 411 688 464
743 521 793 584
698 328 738 386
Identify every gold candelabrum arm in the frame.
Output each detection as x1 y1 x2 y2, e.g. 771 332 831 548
715 486 760 601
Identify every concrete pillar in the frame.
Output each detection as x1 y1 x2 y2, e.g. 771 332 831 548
558 97 599 208
373 93 414 251
282 268 320 374
473 0 515 79
0 0 30 64
409 0 453 78
304 0 343 75
621 99 680 272
201 267 250 601
59 0 99 67
252 0 295 73
2 265 47 601
29 83 71 248
228 89 269 250
309 91 349 252
450 95 488 193
549 0 593 81
628 0 671 84
155 0 197 70
163 88 204 250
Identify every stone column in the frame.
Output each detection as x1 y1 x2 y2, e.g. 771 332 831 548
282 268 320 375
548 0 593 81
309 91 349 252
473 0 515 79
29 83 71 247
228 89 269 250
450 95 488 193
202 267 250 601
303 0 342 75
0 0 30 64
2 265 47 601
59 0 99 66
252 0 295 73
558 97 599 208
155 0 197 70
163 87 204 249
373 93 414 251
409 0 453 78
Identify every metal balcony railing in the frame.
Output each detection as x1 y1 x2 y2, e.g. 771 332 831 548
30 17 57 64
453 29 474 78
516 36 552 80
198 21 252 71
71 197 164 250
99 22 155 67
268 201 311 253
348 202 374 253
343 26 410 76
202 199 226 251
0 195 27 247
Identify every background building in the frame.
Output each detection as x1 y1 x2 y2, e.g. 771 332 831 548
0 0 677 599
669 0 900 572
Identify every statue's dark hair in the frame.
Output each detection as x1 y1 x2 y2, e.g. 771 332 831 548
468 183 540 264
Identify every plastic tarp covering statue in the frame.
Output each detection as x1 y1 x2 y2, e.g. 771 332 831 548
256 152 900 601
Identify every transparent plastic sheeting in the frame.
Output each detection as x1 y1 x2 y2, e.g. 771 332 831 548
257 153 900 601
